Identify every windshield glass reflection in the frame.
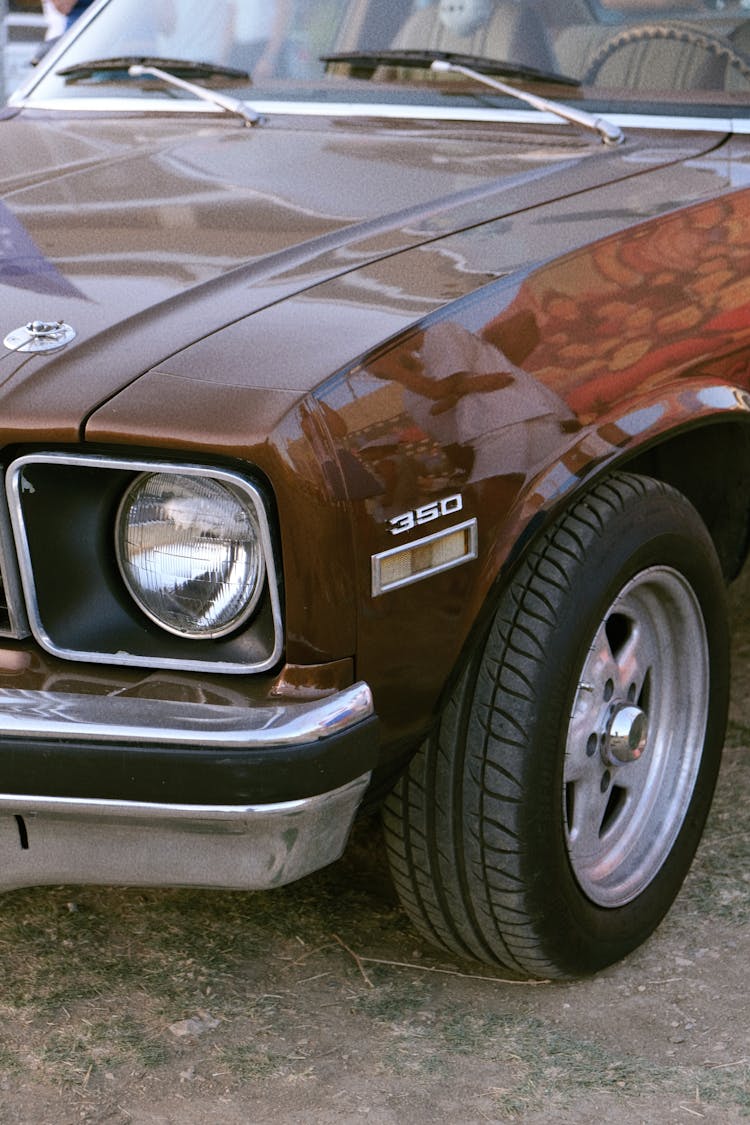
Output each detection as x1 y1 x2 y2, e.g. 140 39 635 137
22 0 750 114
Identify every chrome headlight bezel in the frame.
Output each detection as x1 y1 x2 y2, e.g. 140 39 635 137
6 453 283 675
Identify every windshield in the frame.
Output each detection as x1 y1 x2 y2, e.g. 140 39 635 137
19 0 750 116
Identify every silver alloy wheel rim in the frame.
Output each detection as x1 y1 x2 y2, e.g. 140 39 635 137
563 565 709 908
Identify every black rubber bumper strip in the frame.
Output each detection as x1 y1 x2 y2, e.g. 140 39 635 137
0 716 379 806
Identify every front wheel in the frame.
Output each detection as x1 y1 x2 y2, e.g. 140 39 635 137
383 473 730 978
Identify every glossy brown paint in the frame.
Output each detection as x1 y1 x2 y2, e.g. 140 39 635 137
0 639 356 729
0 114 718 431
81 127 730 696
0 101 746 753
312 181 750 745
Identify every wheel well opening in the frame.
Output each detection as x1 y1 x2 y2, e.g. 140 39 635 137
624 422 750 583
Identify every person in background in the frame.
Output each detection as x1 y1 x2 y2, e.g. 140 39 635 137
49 0 96 31
156 1 236 65
41 0 66 40
230 1 293 77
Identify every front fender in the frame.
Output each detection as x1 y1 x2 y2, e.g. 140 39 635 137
317 186 750 752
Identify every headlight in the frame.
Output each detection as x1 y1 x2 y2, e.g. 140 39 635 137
116 472 266 639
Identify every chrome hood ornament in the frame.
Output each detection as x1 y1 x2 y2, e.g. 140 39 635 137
3 320 77 354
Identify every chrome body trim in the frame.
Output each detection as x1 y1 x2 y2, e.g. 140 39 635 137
371 518 478 596
6 452 284 674
0 680 373 748
0 478 28 640
0 773 372 891
7 94 741 134
0 778 368 821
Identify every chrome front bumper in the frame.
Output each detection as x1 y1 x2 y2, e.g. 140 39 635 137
0 682 376 891
0 681 373 749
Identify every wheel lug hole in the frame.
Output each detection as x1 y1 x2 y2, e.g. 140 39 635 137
586 734 598 757
603 679 614 702
601 770 611 793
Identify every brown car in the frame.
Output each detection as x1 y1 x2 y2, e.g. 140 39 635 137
0 0 748 979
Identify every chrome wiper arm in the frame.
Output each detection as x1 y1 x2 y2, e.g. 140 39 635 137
321 49 621 144
321 49 579 88
56 56 259 127
127 64 261 127
430 59 624 146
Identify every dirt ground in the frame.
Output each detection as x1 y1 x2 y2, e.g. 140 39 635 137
0 572 747 1124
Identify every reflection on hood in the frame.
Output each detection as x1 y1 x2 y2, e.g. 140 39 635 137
0 202 84 299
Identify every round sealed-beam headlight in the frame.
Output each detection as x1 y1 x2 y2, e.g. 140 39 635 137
116 472 267 640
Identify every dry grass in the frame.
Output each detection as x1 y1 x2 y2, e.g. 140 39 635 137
0 749 745 1124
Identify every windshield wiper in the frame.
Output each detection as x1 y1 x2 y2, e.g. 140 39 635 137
322 50 624 146
56 56 260 127
57 56 250 83
321 50 580 88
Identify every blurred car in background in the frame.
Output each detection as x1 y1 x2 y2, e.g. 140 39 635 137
2 1 49 99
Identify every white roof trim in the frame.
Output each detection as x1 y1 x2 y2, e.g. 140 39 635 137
8 94 739 134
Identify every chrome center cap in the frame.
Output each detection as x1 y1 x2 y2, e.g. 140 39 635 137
605 704 649 764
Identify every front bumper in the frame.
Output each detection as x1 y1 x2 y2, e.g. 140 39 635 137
0 681 377 891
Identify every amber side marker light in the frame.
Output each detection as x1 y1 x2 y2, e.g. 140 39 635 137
371 520 478 596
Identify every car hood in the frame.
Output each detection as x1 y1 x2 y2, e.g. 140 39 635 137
0 110 723 441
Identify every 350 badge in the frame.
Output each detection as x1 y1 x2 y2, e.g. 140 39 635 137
387 493 463 535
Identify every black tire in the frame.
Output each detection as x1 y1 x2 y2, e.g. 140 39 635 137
383 472 730 978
